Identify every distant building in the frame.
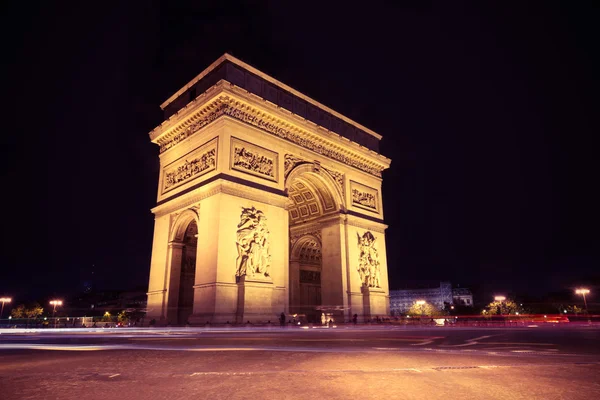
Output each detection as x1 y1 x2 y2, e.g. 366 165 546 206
389 282 473 315
67 288 147 317
451 287 474 307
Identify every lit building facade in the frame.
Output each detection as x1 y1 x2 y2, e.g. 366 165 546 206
389 282 473 315
146 54 392 325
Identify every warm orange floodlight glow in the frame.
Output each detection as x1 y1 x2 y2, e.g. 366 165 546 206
0 297 11 319
415 300 426 305
575 288 590 316
494 296 506 301
49 300 63 306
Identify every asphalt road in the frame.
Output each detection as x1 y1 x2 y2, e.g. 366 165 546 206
1 325 599 400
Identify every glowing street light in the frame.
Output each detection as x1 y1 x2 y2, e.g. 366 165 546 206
575 288 590 315
49 300 63 328
0 297 12 319
494 296 506 302
415 300 426 305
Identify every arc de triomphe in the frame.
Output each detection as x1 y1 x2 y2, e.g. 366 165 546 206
146 54 391 325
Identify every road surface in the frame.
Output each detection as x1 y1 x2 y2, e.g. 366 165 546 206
1 325 599 399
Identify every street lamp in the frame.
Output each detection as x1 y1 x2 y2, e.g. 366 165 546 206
49 300 63 328
0 297 12 319
494 296 506 317
575 288 590 315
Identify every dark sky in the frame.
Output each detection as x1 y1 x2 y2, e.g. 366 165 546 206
1 1 598 303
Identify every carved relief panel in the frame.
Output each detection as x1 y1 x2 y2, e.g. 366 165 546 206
162 138 218 194
235 206 272 279
230 137 278 182
350 181 379 213
357 231 381 288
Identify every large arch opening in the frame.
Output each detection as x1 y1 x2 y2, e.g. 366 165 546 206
167 210 199 325
290 235 322 322
286 165 343 323
177 220 197 325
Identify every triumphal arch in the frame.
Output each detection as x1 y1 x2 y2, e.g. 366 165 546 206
146 54 391 325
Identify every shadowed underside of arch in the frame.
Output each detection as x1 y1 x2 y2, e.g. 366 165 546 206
286 167 341 225
291 235 322 264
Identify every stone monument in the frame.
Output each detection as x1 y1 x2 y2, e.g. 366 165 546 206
145 54 391 325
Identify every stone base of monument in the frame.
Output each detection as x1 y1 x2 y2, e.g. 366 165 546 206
188 282 239 325
235 275 275 324
362 285 388 321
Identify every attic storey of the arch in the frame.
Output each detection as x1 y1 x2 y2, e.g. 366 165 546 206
146 54 392 325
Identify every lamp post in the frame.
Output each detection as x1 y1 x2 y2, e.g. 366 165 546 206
0 297 12 319
494 296 506 316
49 300 63 328
575 288 590 317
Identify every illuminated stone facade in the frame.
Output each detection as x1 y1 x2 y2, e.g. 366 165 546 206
146 54 391 324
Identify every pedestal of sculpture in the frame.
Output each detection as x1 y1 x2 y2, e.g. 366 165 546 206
236 275 275 323
362 285 388 321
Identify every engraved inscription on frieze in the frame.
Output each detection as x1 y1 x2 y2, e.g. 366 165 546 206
357 231 381 288
235 206 272 279
350 181 379 212
162 138 217 193
231 137 278 182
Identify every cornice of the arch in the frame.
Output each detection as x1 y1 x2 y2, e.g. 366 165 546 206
149 81 390 178
152 179 288 218
344 213 388 234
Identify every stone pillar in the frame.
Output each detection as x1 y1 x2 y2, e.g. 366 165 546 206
165 241 184 325
320 218 349 321
289 260 300 314
146 215 171 325
362 286 387 321
189 194 238 324
235 276 275 323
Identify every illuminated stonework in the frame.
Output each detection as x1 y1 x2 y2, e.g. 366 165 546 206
357 231 381 288
163 139 217 192
231 138 277 181
146 54 391 325
155 98 386 177
235 206 271 278
350 181 379 212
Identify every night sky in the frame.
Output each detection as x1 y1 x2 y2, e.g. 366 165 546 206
2 1 598 304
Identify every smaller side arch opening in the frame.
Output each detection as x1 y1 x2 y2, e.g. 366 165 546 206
168 209 199 325
290 234 322 323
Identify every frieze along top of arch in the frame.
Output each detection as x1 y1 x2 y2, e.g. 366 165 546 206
149 82 390 178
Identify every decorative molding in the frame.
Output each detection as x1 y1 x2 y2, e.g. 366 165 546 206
152 180 288 218
290 229 322 246
158 103 227 153
284 154 344 203
322 166 344 197
155 93 386 177
284 154 307 178
221 101 383 177
235 206 272 279
162 138 217 193
357 231 381 288
147 289 167 295
230 137 278 182
350 180 379 213
345 215 387 234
